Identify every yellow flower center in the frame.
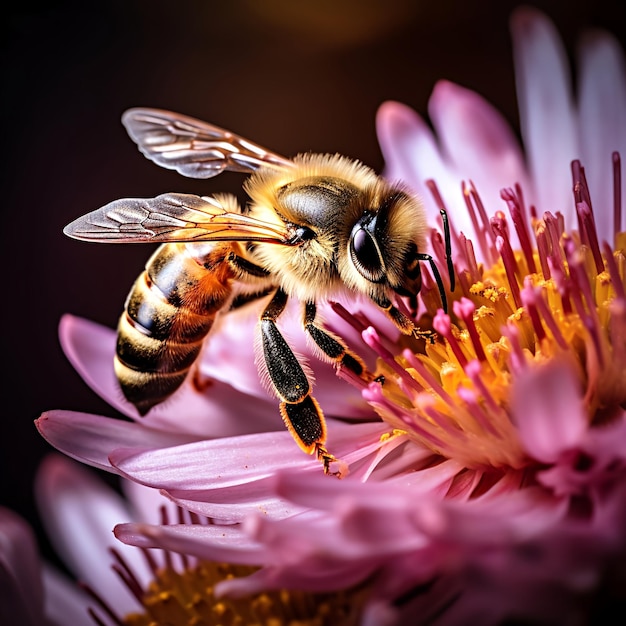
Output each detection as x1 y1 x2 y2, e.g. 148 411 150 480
365 169 626 472
119 562 365 626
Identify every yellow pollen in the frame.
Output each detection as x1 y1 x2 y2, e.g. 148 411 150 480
373 230 626 472
122 562 366 626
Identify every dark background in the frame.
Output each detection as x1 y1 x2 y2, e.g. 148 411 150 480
2 0 625 570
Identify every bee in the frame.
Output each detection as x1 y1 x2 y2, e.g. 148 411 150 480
64 108 454 474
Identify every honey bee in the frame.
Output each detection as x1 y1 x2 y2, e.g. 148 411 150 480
64 108 454 474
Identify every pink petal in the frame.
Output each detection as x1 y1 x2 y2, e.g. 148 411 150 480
34 455 152 616
36 410 197 471
512 360 587 463
42 564 93 626
428 80 529 219
110 421 387 492
376 100 469 231
0 508 44 626
577 30 626 243
511 7 578 223
215 559 379 597
59 314 280 436
114 522 270 565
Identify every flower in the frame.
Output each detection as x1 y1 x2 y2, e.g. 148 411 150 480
36 6 626 625
0 454 167 626
3 455 361 625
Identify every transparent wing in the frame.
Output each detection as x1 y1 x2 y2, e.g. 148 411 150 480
63 193 291 244
122 108 295 179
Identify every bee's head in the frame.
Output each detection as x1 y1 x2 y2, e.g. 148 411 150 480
346 185 426 299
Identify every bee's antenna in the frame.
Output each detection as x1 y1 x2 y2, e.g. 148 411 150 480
417 252 448 314
440 208 455 293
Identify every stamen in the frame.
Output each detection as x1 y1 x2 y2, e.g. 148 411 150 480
109 548 144 602
362 327 423 392
453 298 486 361
520 279 546 343
433 311 468 367
500 323 527 373
80 581 125 626
614 152 622 236
603 241 626 301
501 186 537 274
577 200 604 274
495 235 522 308
535 221 551 279
563 237 605 369
462 180 495 265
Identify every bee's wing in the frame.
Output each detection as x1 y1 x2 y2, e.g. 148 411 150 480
64 193 291 244
122 108 295 179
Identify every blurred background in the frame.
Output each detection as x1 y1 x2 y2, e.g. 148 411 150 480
2 0 625 570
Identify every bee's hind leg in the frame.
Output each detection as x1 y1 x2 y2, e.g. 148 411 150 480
260 289 344 476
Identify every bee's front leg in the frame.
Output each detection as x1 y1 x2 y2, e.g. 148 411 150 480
376 297 437 343
260 289 343 476
303 301 374 381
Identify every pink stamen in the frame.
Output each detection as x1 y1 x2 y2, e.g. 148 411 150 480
571 161 588 242
500 323 526 373
602 241 626 301
453 298 486 361
465 359 504 425
330 301 368 334
421 402 467 439
520 279 547 343
109 547 144 602
549 256 573 316
362 327 423 392
577 200 604 274
457 232 480 285
402 348 457 410
544 212 566 272
528 282 569 350
456 385 501 438
535 222 551 279
495 235 522 308
364 384 447 446
501 187 537 274
564 238 605 369
80 582 124 626
462 180 495 265
433 310 468 367
613 152 622 235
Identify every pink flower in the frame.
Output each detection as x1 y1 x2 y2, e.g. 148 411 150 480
0 454 177 625
36 6 626 625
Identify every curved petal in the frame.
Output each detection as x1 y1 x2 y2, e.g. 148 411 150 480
512 361 587 464
428 80 530 221
376 100 470 234
578 30 626 244
511 6 578 222
109 421 388 494
59 314 280 436
114 522 270 565
34 455 152 616
0 508 45 626
42 565 93 626
36 410 198 472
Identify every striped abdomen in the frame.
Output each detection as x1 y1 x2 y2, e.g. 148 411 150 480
115 242 234 415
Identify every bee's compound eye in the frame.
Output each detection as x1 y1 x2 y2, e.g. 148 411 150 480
350 225 384 282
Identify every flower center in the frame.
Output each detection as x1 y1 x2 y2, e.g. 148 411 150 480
357 157 625 471
86 541 366 626
121 562 361 626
